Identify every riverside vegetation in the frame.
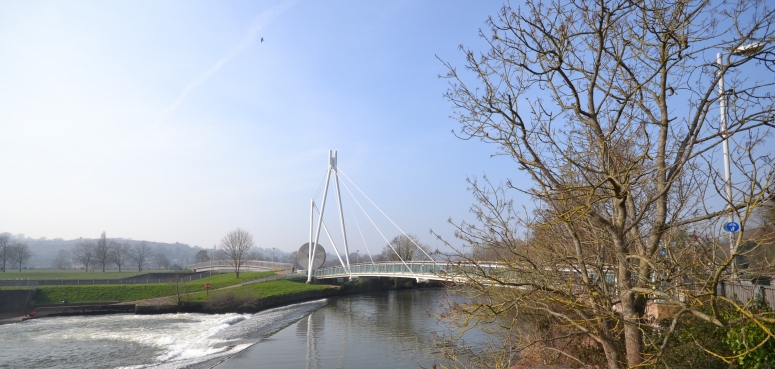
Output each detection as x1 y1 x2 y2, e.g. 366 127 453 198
27 271 328 305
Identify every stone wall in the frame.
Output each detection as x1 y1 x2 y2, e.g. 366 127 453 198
0 290 37 313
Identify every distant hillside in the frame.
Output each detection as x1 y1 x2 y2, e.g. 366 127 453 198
0 233 301 270
0 233 202 269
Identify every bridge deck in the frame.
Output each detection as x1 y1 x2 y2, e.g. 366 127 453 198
311 261 477 282
188 260 293 272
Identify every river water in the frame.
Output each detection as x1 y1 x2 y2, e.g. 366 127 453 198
0 289 467 369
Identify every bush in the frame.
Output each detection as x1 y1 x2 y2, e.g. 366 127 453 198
652 300 775 369
653 313 729 369
204 291 247 311
724 301 775 369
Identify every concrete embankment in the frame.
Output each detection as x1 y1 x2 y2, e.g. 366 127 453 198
134 286 344 315
0 290 37 312
34 303 136 317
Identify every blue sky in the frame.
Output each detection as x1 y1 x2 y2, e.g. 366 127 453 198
0 1 533 254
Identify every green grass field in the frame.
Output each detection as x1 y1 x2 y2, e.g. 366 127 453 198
0 269 181 280
34 284 178 303
187 279 331 302
32 271 275 304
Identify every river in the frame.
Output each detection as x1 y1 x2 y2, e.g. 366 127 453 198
0 289 470 369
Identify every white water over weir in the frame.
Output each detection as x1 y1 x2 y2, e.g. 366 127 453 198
0 300 329 369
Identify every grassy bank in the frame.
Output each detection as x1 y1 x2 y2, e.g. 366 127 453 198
0 270 179 280
33 271 274 304
188 279 331 302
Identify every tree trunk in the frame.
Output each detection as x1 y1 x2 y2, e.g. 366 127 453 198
622 291 643 367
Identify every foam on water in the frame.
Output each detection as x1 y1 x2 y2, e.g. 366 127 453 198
0 299 328 369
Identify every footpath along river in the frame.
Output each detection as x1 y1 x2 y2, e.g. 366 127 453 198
0 288 482 369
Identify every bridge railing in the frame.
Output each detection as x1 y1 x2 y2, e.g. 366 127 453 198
313 261 467 279
187 260 292 272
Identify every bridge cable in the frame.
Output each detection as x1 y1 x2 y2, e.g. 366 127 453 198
312 169 328 201
312 203 352 276
344 193 376 264
338 168 438 265
336 174 418 279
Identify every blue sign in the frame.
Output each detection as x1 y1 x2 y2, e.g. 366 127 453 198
724 222 740 232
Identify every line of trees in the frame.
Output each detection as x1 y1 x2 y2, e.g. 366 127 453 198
69 232 163 272
0 233 33 272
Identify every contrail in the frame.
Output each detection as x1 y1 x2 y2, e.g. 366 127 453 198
155 0 297 128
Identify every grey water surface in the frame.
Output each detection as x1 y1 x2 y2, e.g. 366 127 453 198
0 289 463 369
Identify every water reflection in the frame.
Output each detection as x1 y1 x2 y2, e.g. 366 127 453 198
217 289 453 369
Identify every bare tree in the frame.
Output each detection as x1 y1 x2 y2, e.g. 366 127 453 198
94 231 114 272
130 241 152 272
111 242 131 272
72 241 97 271
220 228 254 277
0 233 10 272
245 248 265 261
154 252 170 270
438 1 775 368
9 242 32 272
51 249 72 270
195 249 210 263
378 234 432 262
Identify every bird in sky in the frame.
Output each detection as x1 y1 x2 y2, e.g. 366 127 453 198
261 37 264 42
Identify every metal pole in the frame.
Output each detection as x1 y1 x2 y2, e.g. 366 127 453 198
718 53 736 273
332 151 351 272
308 151 334 283
309 199 314 275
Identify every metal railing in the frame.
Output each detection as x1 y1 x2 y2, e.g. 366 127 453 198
719 281 775 309
0 271 288 288
0 280 39 289
313 261 452 280
187 260 292 272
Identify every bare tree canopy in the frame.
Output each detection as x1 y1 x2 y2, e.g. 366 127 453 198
72 241 97 271
95 231 112 272
195 249 210 263
51 249 72 270
111 242 131 272
0 233 10 272
9 242 32 272
154 252 170 270
438 0 775 368
379 234 432 262
130 241 152 272
220 228 254 277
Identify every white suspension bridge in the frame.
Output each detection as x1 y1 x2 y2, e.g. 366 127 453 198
299 150 445 283
190 150 452 283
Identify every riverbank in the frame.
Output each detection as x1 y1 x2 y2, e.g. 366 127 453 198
0 277 444 325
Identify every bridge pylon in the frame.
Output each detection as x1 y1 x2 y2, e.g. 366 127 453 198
307 150 351 283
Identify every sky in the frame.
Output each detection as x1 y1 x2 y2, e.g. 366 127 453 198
0 1 531 255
